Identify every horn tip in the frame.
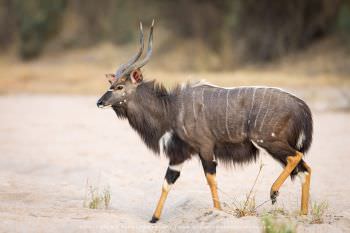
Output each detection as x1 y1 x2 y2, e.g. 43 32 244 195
151 19 155 27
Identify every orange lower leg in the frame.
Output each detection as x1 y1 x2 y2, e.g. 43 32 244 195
151 182 170 223
206 173 221 209
301 162 311 215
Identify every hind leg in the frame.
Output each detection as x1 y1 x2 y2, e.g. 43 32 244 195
257 140 303 204
299 161 311 215
270 151 303 203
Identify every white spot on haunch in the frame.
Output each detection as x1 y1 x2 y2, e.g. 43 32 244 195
271 132 276 137
297 131 305 149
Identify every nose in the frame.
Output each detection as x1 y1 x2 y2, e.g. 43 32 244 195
97 99 104 108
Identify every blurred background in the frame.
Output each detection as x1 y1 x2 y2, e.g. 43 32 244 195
0 0 350 107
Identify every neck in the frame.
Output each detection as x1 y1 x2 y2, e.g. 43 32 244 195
124 81 174 153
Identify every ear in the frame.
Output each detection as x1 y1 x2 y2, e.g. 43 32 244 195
130 69 143 84
105 74 116 84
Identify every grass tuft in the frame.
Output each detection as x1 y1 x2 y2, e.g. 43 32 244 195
83 182 111 209
310 201 328 224
221 162 264 217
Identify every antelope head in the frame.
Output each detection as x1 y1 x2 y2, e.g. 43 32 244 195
97 20 154 109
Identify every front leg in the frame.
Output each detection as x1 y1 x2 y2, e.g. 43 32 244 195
200 156 222 210
150 162 183 223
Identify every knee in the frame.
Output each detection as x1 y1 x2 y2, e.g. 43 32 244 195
165 167 181 185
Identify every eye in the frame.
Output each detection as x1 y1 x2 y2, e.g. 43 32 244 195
113 85 124 91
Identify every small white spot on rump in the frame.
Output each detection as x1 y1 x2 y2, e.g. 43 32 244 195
271 132 276 137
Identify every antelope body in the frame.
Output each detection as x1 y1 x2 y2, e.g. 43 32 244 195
97 21 313 223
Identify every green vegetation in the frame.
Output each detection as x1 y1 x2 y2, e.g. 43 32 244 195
310 201 329 224
261 215 296 233
222 162 263 217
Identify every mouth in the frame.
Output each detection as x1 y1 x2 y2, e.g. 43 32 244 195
98 104 112 109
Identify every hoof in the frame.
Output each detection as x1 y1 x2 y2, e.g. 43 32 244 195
270 190 279 204
149 216 159 223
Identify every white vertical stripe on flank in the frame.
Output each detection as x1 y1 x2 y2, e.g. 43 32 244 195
248 88 257 123
254 88 267 128
259 89 273 132
225 89 232 140
192 89 197 120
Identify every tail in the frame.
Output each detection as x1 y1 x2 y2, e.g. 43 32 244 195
294 101 313 154
291 101 313 179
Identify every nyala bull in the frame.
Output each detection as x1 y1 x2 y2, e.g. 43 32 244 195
97 20 313 223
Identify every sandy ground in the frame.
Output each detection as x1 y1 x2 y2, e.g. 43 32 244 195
0 95 350 233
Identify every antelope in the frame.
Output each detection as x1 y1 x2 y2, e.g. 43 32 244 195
97 21 313 223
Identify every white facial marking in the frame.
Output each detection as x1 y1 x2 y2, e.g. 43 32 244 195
123 99 127 103
271 132 276 137
119 101 123 104
122 93 126 96
99 105 112 109
169 163 184 172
